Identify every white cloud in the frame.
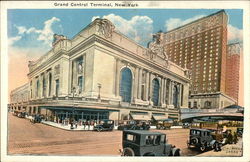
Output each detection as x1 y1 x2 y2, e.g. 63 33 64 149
15 25 27 35
165 15 206 31
8 36 22 46
92 14 153 46
91 16 100 22
11 17 60 47
228 24 243 43
37 17 60 46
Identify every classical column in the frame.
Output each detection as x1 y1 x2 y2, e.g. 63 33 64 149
145 71 149 101
39 75 43 98
133 67 139 101
169 80 173 105
163 78 166 105
138 68 142 99
115 58 121 96
179 84 182 107
148 72 153 102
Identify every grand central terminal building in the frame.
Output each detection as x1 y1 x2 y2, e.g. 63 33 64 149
9 19 190 122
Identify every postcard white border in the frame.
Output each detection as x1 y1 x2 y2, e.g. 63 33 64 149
1 1 250 162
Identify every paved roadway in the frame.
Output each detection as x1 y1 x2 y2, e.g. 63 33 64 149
8 113 200 156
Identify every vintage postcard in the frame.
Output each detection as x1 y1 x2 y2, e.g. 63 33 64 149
1 1 249 162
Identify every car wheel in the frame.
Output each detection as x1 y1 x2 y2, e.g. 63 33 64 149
214 142 221 152
190 138 198 145
174 149 181 156
187 140 191 148
122 147 135 156
97 128 102 132
200 144 206 152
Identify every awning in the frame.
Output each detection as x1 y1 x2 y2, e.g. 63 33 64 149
130 114 151 121
152 114 169 121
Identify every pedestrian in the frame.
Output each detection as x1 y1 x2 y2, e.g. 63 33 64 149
233 132 238 144
86 120 89 130
75 120 78 128
83 121 86 130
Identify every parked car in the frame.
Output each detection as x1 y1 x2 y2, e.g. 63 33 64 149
121 130 181 156
118 121 150 131
187 128 223 152
30 114 42 123
182 123 190 129
237 127 243 137
93 120 114 132
17 112 26 118
156 120 173 130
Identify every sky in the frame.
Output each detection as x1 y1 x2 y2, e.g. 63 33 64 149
7 9 243 103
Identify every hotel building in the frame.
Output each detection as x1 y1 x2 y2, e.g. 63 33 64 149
161 10 236 109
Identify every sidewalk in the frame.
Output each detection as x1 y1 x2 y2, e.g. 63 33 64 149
198 138 243 157
41 120 120 131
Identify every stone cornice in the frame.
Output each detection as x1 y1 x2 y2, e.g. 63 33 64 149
93 35 190 83
27 50 67 78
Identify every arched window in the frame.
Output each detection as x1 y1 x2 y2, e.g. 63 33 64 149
173 85 179 108
120 68 132 102
204 101 211 108
152 78 160 106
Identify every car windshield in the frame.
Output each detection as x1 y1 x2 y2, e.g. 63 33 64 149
191 130 201 135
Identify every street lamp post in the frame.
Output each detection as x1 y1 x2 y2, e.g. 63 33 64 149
72 87 76 123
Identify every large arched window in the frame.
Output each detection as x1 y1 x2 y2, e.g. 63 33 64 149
120 68 132 102
152 78 160 106
173 85 179 108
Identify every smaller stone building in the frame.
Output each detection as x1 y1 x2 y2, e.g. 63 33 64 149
9 83 29 112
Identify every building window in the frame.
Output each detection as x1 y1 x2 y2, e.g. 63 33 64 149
141 84 145 100
55 79 59 97
188 102 191 108
120 68 132 103
193 101 197 108
30 81 32 98
48 73 52 96
36 79 39 97
152 78 160 106
173 85 179 108
78 76 83 93
42 76 46 97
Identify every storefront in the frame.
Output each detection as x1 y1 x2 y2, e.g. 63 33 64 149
40 106 118 123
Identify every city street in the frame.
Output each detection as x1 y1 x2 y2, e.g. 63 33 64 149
8 113 200 156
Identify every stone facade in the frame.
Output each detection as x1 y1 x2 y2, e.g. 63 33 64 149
9 18 190 122
9 83 29 111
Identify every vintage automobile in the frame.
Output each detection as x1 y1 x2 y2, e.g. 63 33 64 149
121 130 181 156
118 120 150 131
30 114 42 123
93 119 114 132
17 112 26 118
187 128 223 152
237 127 243 137
182 123 190 129
156 120 173 130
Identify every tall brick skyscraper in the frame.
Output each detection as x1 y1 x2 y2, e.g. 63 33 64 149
226 43 242 104
161 10 236 109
